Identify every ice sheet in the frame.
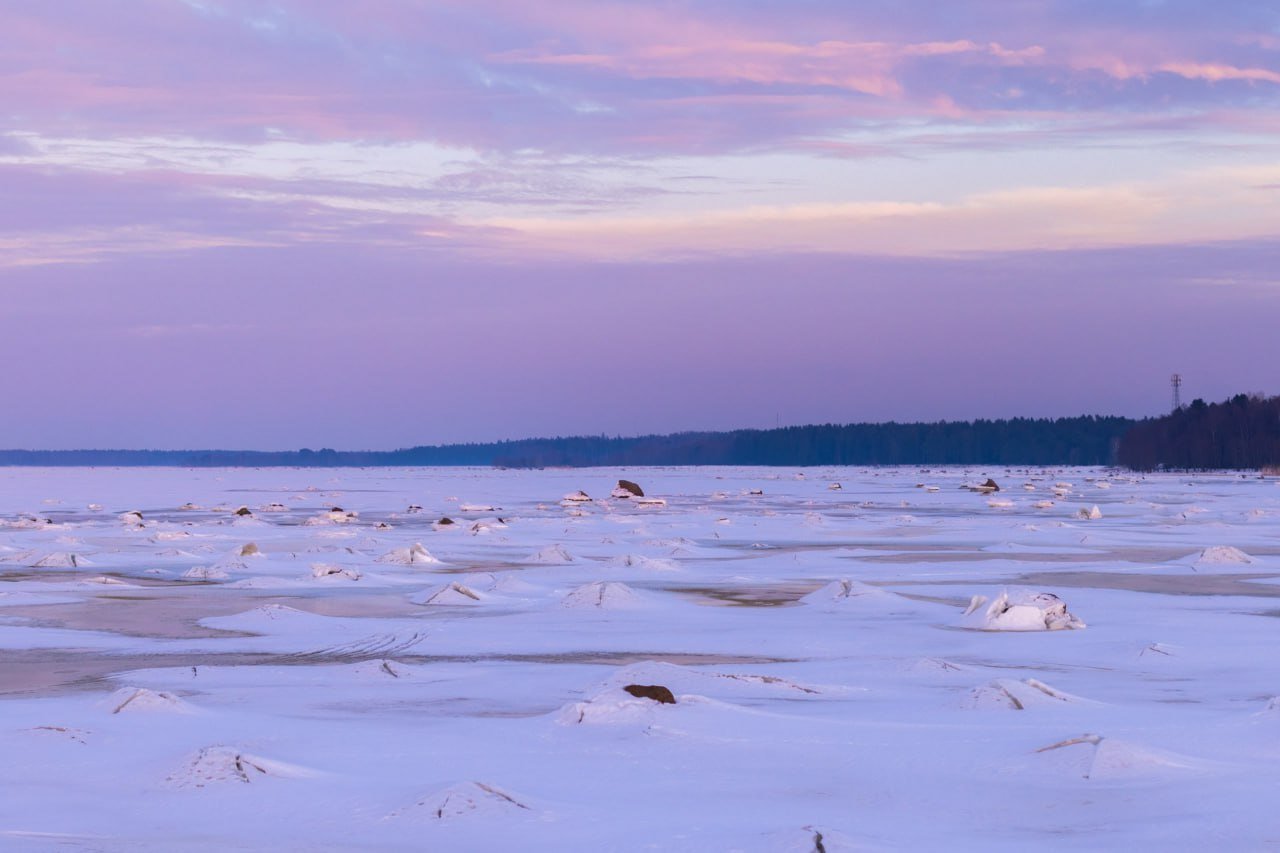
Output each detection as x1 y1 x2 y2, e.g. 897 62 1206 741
1 465 1278 849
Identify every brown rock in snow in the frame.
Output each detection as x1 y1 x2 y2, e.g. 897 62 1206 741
623 684 676 704
615 479 645 498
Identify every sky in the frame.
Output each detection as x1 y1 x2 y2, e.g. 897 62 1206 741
2 0 1279 450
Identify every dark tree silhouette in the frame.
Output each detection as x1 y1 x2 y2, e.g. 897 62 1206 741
1118 393 1280 470
0 416 1136 467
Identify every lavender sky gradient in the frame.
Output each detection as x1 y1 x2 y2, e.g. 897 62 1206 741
2 1 1279 450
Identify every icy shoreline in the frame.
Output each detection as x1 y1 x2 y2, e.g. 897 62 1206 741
1 466 1278 850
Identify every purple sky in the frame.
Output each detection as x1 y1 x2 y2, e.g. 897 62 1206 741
2 1 1279 449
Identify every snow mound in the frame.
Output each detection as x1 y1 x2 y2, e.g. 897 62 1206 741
562 490 592 503
801 579 893 607
561 581 644 609
105 687 194 715
304 509 356 526
463 572 538 595
606 554 679 572
1076 505 1103 520
204 544 262 574
961 678 1095 710
1195 545 1253 566
528 544 574 564
376 543 442 565
801 579 942 616
390 781 533 821
310 563 361 581
167 746 317 788
960 589 1085 631
0 516 50 530
81 576 135 587
602 661 832 700
557 687 680 725
202 604 329 633
351 659 418 680
468 519 507 535
183 566 229 580
1031 733 1211 781
411 582 485 606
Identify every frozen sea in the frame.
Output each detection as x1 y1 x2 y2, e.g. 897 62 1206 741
1 465 1278 851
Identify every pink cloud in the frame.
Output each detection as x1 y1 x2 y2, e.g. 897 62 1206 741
1159 62 1280 85
1 1 1276 157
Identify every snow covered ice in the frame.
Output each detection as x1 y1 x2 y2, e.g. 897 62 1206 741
1 465 1279 849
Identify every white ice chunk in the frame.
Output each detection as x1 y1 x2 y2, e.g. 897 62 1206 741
376 543 442 565
960 589 1085 631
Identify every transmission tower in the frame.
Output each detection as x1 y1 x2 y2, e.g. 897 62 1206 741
1171 373 1182 412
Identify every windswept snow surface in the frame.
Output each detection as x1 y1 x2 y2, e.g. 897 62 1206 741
0 466 1279 849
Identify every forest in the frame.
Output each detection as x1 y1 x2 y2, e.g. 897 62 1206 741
1116 394 1280 470
0 415 1136 468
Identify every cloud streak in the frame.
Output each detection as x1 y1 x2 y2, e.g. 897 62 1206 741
2 2 1277 155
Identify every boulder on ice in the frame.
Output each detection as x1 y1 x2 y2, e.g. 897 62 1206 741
623 684 676 704
612 479 644 498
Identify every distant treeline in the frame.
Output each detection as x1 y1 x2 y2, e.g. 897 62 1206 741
0 415 1136 468
1117 394 1280 471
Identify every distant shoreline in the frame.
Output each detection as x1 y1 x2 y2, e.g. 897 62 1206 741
0 416 1135 468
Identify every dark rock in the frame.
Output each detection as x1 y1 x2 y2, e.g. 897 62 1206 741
437 517 455 526
234 506 253 516
982 479 1000 492
616 479 645 498
623 684 676 704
